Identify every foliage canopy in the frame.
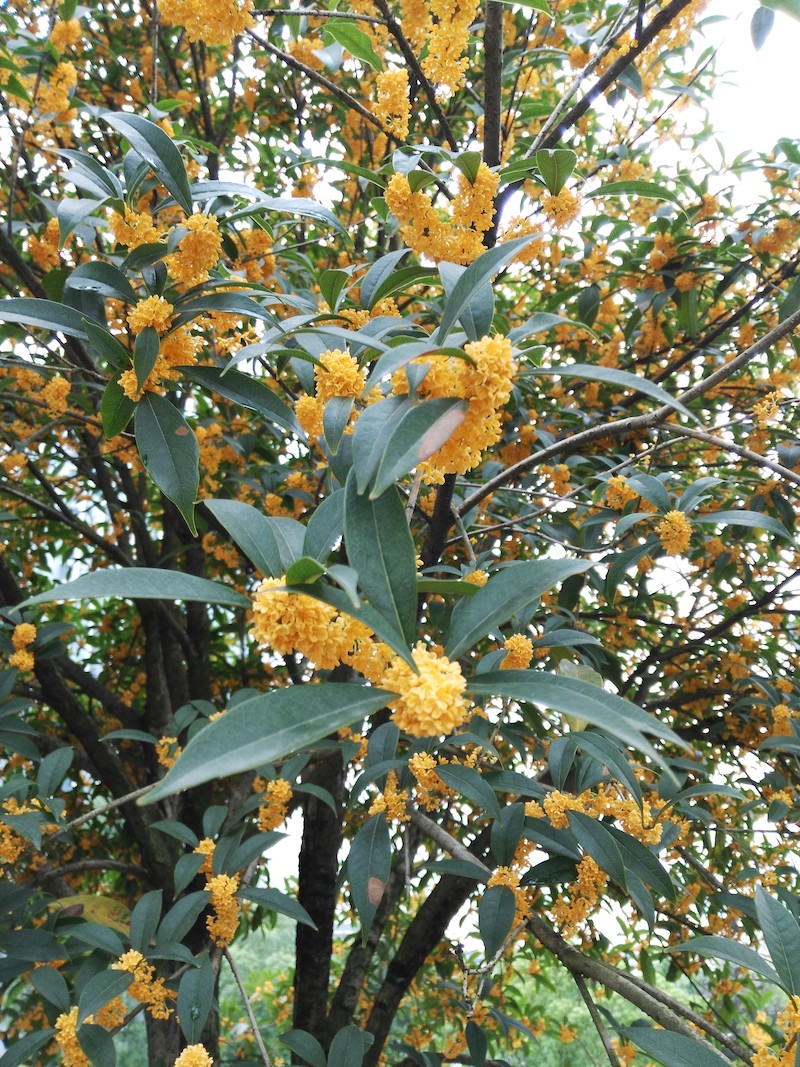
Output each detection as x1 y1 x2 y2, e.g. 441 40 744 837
2 1 800 1065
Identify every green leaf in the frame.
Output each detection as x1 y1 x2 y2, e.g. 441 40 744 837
100 378 135 439
620 1026 734 1067
322 20 383 69
285 556 326 584
347 813 391 942
133 327 160 392
173 292 277 325
587 180 682 207
101 111 192 215
181 365 302 436
77 970 134 1025
535 149 577 195
18 567 250 610
436 764 503 819
751 5 775 48
240 887 317 928
755 886 800 994
466 1022 488 1067
344 470 418 643
129 890 162 952
360 250 409 310
135 394 199 535
445 560 589 660
370 398 467 498
37 747 74 797
478 884 516 959
177 955 215 1043
532 364 694 420
203 499 284 578
229 196 348 237
0 297 89 339
467 671 683 763
28 966 70 1012
304 489 344 562
77 1024 116 1067
279 1031 327 1067
141 684 393 802
320 268 351 312
570 811 675 901
57 198 106 246
760 0 800 19
436 236 538 343
84 321 130 368
440 261 494 341
65 261 138 304
59 148 124 201
672 935 781 986
693 509 791 540
454 151 483 185
0 1031 57 1067
352 395 408 491
328 1025 375 1067
323 395 354 455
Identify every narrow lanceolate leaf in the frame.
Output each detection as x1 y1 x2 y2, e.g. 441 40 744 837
360 249 409 310
369 398 467 498
587 180 682 206
18 568 250 610
203 499 284 578
177 955 214 1043
467 672 683 763
134 327 160 392
347 813 391 943
619 1026 735 1067
327 1026 375 1067
141 685 393 803
323 20 383 70
64 261 138 304
101 110 193 215
672 935 781 987
445 560 589 660
532 365 694 420
344 470 418 643
436 235 539 343
101 378 135 439
240 887 317 929
693 509 792 540
135 394 199 535
228 196 348 237
435 764 502 820
0 297 89 339
478 885 516 959
77 970 133 1025
181 366 302 436
755 886 800 994
0 1030 56 1067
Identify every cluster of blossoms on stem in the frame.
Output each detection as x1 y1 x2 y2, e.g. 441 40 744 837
9 622 36 673
385 162 498 264
294 349 367 442
254 776 293 831
250 582 470 738
604 475 640 510
165 213 223 287
174 1047 214 1067
540 187 582 228
657 509 693 555
206 873 240 946
373 69 411 140
158 0 253 45
421 0 481 97
500 633 534 669
393 334 517 484
112 950 173 1018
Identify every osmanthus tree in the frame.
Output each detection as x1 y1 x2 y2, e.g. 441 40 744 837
3 0 800 1064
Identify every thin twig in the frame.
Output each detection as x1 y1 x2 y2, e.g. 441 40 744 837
224 947 273 1067
47 785 153 840
572 972 622 1067
661 423 800 488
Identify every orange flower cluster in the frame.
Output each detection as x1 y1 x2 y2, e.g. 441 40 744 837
421 0 480 97
206 873 240 946
657 510 692 555
159 0 252 45
9 622 36 673
295 348 367 442
385 163 498 265
255 777 293 831
500 633 533 669
394 334 517 484
373 69 410 140
380 642 469 737
113 950 173 1018
165 213 222 287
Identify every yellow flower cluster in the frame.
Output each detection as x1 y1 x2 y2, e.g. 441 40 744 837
113 950 173 1018
206 873 240 946
194 837 216 875
541 187 581 228
384 163 498 265
295 348 367 440
396 334 516 484
604 476 639 510
368 770 410 822
159 0 253 45
551 855 608 935
463 569 488 586
657 510 692 555
251 577 341 668
175 1046 214 1067
49 19 82 52
35 62 77 119
487 866 533 927
380 642 469 737
127 295 174 335
165 213 222 287
422 0 480 97
255 777 293 831
408 751 455 810
42 374 71 416
771 704 794 738
374 69 410 140
155 736 181 769
10 622 36 673
27 218 62 270
118 325 202 402
501 633 533 670
108 209 162 250
753 390 783 428
54 1007 89 1067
